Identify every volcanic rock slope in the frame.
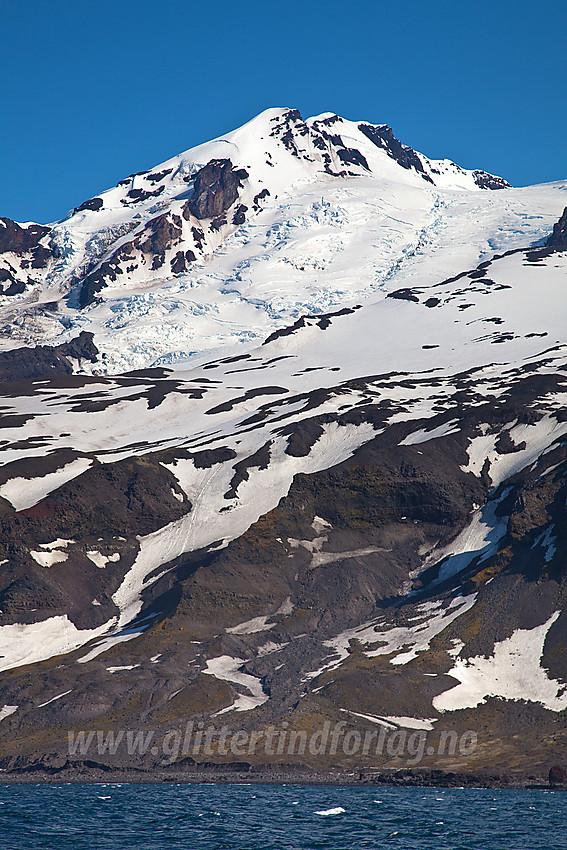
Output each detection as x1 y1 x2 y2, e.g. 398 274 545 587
0 107 566 776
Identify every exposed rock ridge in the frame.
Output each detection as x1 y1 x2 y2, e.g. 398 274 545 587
78 159 249 307
0 331 98 382
0 217 52 296
358 123 434 182
472 169 510 190
358 123 509 190
183 159 249 220
546 206 567 249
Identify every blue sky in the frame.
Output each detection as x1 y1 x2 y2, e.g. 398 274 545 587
2 0 566 223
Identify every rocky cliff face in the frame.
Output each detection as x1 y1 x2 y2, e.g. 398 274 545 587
547 206 567 249
77 159 250 307
0 217 52 296
0 331 98 382
0 112 566 782
183 159 249 220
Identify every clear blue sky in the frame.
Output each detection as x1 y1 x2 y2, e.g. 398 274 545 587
2 0 566 223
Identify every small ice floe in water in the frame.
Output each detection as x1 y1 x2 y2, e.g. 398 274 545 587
314 807 345 816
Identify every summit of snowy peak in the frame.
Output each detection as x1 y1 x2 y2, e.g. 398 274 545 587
236 106 305 125
55 107 509 235
308 111 341 123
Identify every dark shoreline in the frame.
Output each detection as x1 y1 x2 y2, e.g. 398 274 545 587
1 765 564 790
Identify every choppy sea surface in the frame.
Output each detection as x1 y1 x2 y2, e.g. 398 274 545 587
1 783 565 849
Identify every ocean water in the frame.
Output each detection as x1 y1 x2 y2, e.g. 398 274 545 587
0 783 565 849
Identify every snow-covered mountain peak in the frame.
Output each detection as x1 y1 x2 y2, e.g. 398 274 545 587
0 107 563 377
58 105 509 234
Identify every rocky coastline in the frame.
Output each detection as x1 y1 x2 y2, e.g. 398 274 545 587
1 761 565 790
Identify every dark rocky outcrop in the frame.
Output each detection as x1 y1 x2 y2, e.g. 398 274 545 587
137 212 183 268
122 185 165 206
0 275 26 296
549 765 567 786
0 218 50 256
546 207 567 249
269 109 309 159
387 288 420 303
170 250 196 274
232 204 248 225
146 168 173 184
337 146 369 171
56 332 99 363
78 257 125 307
309 118 370 174
79 212 185 306
183 159 248 220
472 170 510 190
0 217 52 295
358 123 433 182
358 125 509 189
224 441 272 499
72 197 104 215
253 188 270 210
188 447 237 468
0 331 98 382
209 215 227 232
262 307 358 345
0 453 191 628
116 170 150 187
